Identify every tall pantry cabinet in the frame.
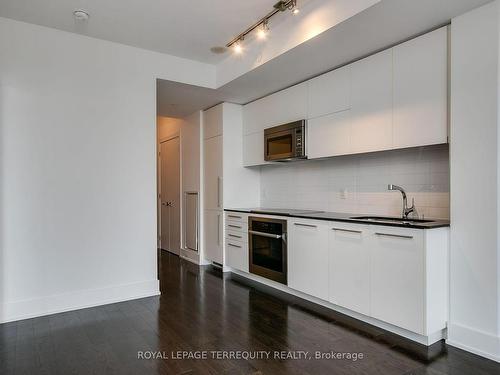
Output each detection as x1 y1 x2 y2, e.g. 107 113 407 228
202 103 260 265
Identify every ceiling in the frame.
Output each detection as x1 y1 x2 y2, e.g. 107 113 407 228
158 0 493 117
0 0 283 64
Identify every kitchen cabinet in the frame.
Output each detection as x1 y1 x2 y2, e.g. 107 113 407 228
393 27 448 148
288 219 329 300
369 226 425 334
225 239 248 272
204 209 222 264
242 131 267 167
308 65 350 119
203 105 223 139
242 83 308 135
328 222 370 315
308 110 351 159
203 135 222 210
350 49 393 154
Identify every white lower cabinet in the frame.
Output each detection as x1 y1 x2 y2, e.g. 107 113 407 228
288 219 329 301
204 209 222 264
369 226 425 334
225 238 248 273
328 223 370 315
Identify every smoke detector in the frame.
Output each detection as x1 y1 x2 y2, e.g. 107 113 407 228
73 10 90 21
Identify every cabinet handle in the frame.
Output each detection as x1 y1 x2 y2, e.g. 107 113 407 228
294 223 317 228
332 228 362 234
217 214 221 245
228 224 242 229
228 233 242 239
227 243 242 248
249 230 282 239
375 232 413 239
228 215 242 219
217 177 222 208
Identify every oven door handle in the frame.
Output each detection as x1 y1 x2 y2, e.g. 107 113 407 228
248 230 283 240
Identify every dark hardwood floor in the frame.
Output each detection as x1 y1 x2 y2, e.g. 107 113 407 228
1 250 499 375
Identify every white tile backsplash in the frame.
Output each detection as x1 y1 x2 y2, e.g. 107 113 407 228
260 144 450 219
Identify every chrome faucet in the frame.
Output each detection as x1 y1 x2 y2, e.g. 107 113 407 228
388 184 415 219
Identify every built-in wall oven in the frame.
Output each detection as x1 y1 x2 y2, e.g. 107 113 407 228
248 216 287 285
264 120 306 162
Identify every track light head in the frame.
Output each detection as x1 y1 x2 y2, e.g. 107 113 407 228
257 20 270 40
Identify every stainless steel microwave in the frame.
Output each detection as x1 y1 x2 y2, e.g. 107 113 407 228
264 120 307 162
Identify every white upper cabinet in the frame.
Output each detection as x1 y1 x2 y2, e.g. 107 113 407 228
308 110 351 159
203 104 223 139
369 226 425 334
243 82 308 135
350 49 394 154
288 219 329 301
308 65 351 119
243 131 267 167
393 27 448 148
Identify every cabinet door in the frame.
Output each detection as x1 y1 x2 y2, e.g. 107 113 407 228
203 135 222 210
225 238 248 272
243 131 267 166
308 65 350 119
350 49 393 154
369 226 425 334
329 223 370 315
203 104 223 139
243 83 308 135
308 110 351 159
288 220 329 300
204 209 223 264
393 27 448 148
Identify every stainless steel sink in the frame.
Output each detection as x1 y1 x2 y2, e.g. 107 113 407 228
350 216 434 225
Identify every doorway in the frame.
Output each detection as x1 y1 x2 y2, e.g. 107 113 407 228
159 136 181 256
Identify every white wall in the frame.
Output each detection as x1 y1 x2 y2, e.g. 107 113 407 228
0 17 215 322
448 1 500 361
260 145 449 219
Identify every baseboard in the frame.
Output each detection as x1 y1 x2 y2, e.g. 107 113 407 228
447 322 500 362
0 279 160 324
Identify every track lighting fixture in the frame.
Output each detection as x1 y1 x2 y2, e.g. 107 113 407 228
224 0 300 53
257 20 270 40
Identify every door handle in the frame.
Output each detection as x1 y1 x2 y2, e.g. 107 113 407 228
248 230 282 239
217 177 222 208
375 232 413 239
332 228 362 234
217 214 221 246
294 223 317 228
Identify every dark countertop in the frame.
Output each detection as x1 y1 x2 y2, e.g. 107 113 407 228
224 208 450 229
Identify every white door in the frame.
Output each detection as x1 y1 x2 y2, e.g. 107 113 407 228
203 135 222 210
350 49 393 154
159 137 181 255
329 223 370 315
288 220 329 300
369 226 425 334
204 209 222 263
393 27 448 148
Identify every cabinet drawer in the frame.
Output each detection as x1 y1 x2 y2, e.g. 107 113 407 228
225 238 249 272
225 221 246 232
225 212 248 223
226 229 248 243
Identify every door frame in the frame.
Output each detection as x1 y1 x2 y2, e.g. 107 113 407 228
158 132 182 254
